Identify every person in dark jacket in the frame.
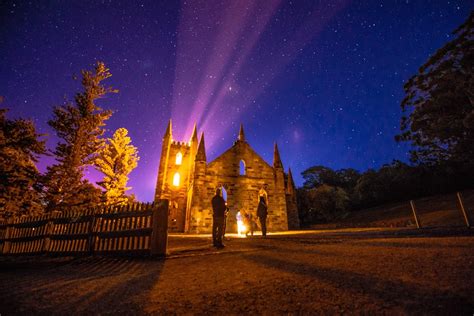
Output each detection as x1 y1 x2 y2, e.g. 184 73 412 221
256 196 268 237
211 188 227 247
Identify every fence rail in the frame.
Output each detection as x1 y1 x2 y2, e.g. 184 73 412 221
0 200 168 256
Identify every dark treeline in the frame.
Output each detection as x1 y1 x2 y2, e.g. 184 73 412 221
298 12 474 226
297 161 474 226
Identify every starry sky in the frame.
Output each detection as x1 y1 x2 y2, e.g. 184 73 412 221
1 1 471 201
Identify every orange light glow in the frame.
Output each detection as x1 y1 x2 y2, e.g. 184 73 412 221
237 220 247 236
175 152 183 165
173 172 180 186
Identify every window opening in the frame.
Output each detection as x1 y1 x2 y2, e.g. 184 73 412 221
239 160 246 175
173 172 180 186
175 152 183 165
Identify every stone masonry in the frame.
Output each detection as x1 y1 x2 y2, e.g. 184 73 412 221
154 121 300 233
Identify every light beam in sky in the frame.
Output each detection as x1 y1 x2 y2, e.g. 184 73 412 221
2 0 468 201
170 0 348 151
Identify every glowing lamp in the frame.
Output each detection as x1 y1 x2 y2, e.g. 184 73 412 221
237 220 247 236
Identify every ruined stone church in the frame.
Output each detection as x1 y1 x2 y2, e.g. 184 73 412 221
154 120 299 233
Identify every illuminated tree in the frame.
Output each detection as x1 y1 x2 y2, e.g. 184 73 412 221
95 128 139 205
0 108 46 217
397 12 474 165
44 62 117 212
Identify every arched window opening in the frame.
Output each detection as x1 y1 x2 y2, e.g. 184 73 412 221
239 160 246 176
175 152 183 165
173 172 180 187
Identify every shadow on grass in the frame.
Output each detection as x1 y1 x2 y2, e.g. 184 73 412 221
357 240 474 249
242 252 474 314
0 256 164 314
272 227 474 245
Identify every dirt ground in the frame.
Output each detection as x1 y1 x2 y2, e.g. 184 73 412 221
1 228 474 315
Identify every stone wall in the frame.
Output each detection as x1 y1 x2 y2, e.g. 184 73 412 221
188 140 289 233
155 123 299 233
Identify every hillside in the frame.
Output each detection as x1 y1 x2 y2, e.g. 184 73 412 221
314 190 474 229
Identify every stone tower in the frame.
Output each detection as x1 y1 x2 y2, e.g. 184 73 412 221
154 120 198 231
155 123 300 233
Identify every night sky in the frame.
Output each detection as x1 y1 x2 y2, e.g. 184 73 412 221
1 1 471 201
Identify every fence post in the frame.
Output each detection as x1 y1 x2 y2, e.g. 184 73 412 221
42 215 55 253
87 210 97 255
2 218 13 255
151 199 169 256
456 192 471 228
409 200 421 229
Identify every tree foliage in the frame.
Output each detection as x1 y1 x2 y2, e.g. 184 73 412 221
302 165 360 192
297 184 349 224
44 62 117 212
95 128 139 205
397 12 474 164
0 108 46 218
298 160 473 226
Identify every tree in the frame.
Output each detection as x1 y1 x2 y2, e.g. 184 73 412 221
0 108 46 217
301 165 360 191
44 62 117 212
301 165 339 188
397 12 474 165
297 184 349 224
95 128 139 205
335 168 361 192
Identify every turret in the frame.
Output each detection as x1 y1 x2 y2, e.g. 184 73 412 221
238 124 245 142
155 119 173 199
190 123 198 150
285 167 300 229
273 142 283 169
164 119 172 139
286 168 296 195
191 132 207 188
187 123 199 186
273 142 285 191
195 132 207 162
189 123 199 167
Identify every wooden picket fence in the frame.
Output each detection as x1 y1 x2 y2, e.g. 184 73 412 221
0 200 169 257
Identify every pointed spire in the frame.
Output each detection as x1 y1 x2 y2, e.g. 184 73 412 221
273 142 283 169
238 124 245 142
190 123 198 143
287 168 296 193
196 132 206 161
164 119 172 138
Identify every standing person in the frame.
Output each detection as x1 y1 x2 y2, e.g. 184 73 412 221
211 188 227 248
257 196 268 237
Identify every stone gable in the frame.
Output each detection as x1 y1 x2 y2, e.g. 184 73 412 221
155 122 299 233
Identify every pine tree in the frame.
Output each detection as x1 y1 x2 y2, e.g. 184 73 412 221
95 128 139 205
44 62 117 212
0 108 46 218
